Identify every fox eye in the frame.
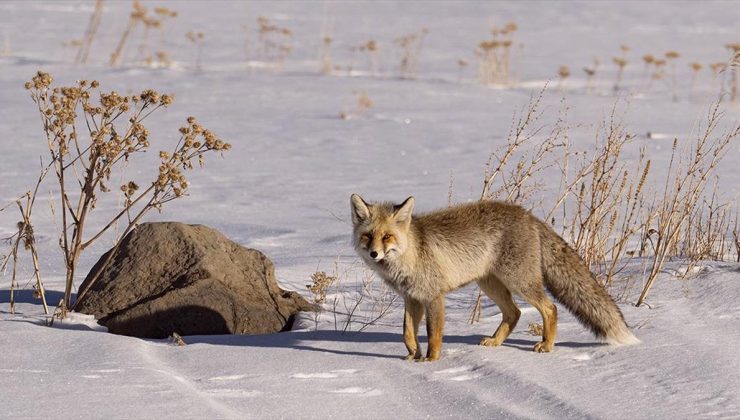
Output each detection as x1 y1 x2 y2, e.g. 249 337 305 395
360 233 371 242
382 234 392 241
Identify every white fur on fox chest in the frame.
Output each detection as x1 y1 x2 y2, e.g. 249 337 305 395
377 238 495 302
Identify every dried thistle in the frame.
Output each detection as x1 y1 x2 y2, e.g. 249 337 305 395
612 57 628 92
307 271 336 304
24 72 230 314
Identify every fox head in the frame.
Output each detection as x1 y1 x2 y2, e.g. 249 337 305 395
350 193 415 264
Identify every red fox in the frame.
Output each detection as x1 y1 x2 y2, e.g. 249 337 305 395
350 194 639 361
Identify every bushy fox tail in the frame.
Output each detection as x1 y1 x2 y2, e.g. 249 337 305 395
537 223 639 346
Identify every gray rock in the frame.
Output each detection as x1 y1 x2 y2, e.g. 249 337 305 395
75 222 315 338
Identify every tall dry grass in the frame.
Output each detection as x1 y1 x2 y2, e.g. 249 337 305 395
470 90 738 318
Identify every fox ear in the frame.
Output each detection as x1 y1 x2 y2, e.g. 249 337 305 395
350 193 370 224
393 196 415 224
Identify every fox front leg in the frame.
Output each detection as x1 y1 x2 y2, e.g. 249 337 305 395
423 295 445 361
403 297 424 360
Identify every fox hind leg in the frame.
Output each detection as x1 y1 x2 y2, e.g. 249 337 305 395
520 287 558 353
478 275 521 347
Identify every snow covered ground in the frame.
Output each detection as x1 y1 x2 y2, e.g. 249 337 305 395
1 1 739 418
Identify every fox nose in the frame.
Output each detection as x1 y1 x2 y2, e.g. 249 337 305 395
370 251 378 259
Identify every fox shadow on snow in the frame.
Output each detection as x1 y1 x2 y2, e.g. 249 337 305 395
186 327 604 359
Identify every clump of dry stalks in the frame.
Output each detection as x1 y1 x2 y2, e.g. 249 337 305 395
395 28 428 79
75 0 104 64
636 103 738 305
470 88 738 320
19 71 230 318
340 90 373 120
320 36 334 75
1 174 49 315
476 22 518 86
108 1 178 68
255 16 294 71
185 30 205 71
725 43 740 102
307 261 398 333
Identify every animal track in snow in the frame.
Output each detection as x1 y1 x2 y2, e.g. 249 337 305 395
291 372 339 379
434 365 474 375
207 374 250 382
433 365 482 381
329 387 382 396
291 369 359 379
204 389 263 398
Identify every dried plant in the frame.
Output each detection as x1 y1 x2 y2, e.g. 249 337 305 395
527 322 543 336
680 180 732 263
320 36 333 75
642 54 655 69
641 53 656 89
583 66 596 93
651 58 667 87
23 71 230 317
307 270 337 330
75 0 104 64
106 1 175 68
394 28 428 79
109 0 146 66
338 266 398 334
1 171 50 315
307 271 336 305
480 86 549 202
566 116 651 285
476 22 518 86
689 62 703 101
150 7 177 68
360 40 380 75
476 40 500 86
725 44 740 102
1 31 10 56
733 215 740 263
256 16 293 71
185 30 205 71
637 103 738 306
612 56 628 92
665 50 680 101
457 58 469 83
557 65 570 90
340 90 373 120
311 259 399 334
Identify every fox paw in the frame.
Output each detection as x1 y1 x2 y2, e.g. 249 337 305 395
533 341 553 353
403 352 422 361
479 337 503 347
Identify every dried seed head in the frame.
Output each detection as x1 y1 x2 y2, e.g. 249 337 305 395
558 65 570 79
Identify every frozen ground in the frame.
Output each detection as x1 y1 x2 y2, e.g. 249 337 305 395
1 1 739 419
